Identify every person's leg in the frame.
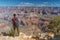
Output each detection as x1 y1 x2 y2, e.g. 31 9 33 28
16 27 19 35
13 27 16 36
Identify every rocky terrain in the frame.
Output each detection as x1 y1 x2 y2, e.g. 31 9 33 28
0 13 55 40
0 23 54 40
0 32 36 40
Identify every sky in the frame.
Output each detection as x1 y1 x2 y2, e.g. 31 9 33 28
0 0 60 7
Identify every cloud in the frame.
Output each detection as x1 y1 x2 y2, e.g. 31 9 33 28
12 2 60 7
37 2 58 7
16 2 35 6
15 2 50 7
37 2 49 7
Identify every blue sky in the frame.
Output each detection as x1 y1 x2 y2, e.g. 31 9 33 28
0 0 60 7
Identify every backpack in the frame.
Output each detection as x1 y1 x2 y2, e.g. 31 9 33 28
12 18 19 27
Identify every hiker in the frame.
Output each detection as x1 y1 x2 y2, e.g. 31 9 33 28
12 14 19 36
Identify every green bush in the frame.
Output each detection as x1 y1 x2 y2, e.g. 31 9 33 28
6 28 14 36
47 15 60 34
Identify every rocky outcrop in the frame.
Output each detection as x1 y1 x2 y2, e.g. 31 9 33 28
0 32 55 40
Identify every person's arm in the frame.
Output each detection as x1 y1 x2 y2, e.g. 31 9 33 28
12 18 14 27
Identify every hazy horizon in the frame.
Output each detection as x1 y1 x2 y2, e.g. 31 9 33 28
0 0 59 7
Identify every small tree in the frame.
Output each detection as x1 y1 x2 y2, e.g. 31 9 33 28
47 15 60 34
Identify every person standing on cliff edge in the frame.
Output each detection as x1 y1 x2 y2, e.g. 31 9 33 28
12 14 19 36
